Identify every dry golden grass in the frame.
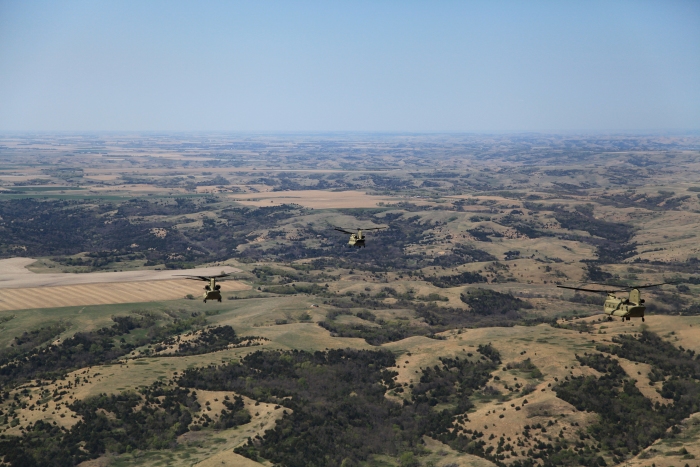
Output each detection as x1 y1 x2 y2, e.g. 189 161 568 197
614 358 669 404
192 452 263 467
1 275 698 464
5 367 284 466
0 215 697 464
76 457 112 467
380 322 691 459
184 390 288 465
2 391 79 436
630 210 700 262
421 437 498 466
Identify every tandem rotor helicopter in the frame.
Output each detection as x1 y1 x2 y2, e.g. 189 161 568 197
557 281 677 322
177 273 231 302
333 226 387 248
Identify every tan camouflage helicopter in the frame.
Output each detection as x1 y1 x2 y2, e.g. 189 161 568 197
178 273 230 302
557 281 676 322
333 226 386 247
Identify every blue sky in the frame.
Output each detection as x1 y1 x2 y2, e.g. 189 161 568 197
0 0 698 132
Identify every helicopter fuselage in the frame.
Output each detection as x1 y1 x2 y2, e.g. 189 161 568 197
558 284 667 323
348 233 365 247
203 278 222 302
603 290 645 320
335 226 385 248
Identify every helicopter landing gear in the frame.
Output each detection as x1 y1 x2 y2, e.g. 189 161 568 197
203 299 207 303
218 298 222 302
608 316 613 322
642 317 645 322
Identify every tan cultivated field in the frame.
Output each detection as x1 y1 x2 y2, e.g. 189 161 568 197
0 258 241 289
229 190 395 208
0 279 250 311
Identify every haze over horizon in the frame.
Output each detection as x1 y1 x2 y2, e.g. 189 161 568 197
1 0 698 133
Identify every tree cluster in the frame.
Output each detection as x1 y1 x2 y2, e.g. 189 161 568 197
156 325 265 356
459 288 533 316
177 345 504 467
553 331 700 464
0 380 251 467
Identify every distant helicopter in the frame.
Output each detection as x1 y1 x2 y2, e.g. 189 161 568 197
333 226 386 248
557 281 676 322
177 273 230 302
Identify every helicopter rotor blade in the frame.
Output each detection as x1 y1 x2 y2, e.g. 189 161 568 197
175 274 229 281
583 281 678 290
556 285 627 294
334 228 355 234
631 281 680 289
175 276 210 281
581 281 633 289
361 227 387 230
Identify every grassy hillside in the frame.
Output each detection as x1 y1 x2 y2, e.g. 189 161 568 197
1 134 700 466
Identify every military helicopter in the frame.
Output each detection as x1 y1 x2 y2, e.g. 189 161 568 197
333 226 386 247
557 281 676 322
177 273 230 302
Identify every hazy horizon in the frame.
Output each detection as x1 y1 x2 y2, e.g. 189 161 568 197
1 0 699 132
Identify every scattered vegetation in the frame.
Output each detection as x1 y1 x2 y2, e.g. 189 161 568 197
0 314 208 388
553 332 700 464
459 288 533 315
318 289 537 345
155 325 266 356
3 135 700 466
425 271 487 288
0 382 249 466
178 345 504 467
0 198 301 268
565 292 606 306
0 322 68 363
